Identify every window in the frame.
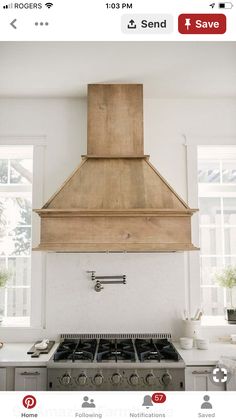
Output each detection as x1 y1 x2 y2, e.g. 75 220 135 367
0 146 33 324
198 146 236 316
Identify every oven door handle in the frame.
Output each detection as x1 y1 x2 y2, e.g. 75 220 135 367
192 370 211 375
20 371 41 376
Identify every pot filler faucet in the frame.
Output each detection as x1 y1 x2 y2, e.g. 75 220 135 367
87 271 127 292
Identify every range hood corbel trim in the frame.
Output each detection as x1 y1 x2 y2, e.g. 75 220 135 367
33 243 200 252
81 155 150 159
34 208 198 217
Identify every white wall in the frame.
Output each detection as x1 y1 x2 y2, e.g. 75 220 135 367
46 252 185 337
0 97 236 342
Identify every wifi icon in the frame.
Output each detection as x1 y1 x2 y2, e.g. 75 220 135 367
45 2 53 8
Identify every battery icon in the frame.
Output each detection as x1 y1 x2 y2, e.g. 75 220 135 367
219 2 233 8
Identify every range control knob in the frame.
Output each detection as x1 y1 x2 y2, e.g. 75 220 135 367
111 373 122 385
162 372 172 386
130 374 139 386
60 373 71 386
146 373 155 386
93 374 104 386
77 374 87 386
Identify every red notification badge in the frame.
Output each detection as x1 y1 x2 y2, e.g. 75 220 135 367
152 393 166 404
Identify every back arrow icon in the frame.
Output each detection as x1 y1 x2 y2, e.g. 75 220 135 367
10 19 17 29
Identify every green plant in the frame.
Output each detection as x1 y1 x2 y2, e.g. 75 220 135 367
215 266 236 308
0 269 10 288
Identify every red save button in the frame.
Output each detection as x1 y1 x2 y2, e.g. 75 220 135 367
178 14 226 34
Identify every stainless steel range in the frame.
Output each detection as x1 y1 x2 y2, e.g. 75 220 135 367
48 334 185 391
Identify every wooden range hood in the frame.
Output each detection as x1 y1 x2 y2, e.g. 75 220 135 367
34 84 198 252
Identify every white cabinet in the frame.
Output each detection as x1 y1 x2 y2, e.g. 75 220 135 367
15 368 47 391
0 368 7 390
226 374 236 391
185 366 226 391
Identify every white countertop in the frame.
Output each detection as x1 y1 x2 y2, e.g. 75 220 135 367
174 342 236 366
0 343 58 367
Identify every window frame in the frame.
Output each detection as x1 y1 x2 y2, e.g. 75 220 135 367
0 146 33 322
0 137 46 329
186 139 236 323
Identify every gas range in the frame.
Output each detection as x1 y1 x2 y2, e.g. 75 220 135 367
48 334 185 391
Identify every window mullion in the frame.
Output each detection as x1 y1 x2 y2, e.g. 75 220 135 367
7 159 10 184
220 160 223 184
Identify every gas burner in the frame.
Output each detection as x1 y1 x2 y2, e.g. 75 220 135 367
97 339 136 362
54 339 97 362
135 339 180 362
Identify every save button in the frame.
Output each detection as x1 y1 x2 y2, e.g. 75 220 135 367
178 14 226 34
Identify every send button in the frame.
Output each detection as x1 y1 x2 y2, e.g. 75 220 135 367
122 14 173 34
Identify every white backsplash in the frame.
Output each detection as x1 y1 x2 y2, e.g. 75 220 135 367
46 252 186 339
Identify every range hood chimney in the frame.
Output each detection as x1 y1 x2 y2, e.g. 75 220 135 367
34 84 198 252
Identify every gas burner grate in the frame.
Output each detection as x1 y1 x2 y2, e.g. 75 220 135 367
54 339 97 362
135 339 180 362
97 339 136 362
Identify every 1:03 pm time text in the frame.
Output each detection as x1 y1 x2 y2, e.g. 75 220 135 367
106 3 133 9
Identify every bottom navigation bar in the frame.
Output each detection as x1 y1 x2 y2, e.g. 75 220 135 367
0 391 235 419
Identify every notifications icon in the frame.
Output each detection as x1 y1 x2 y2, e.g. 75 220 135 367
142 395 153 409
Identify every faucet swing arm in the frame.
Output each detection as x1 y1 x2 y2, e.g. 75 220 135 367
87 271 127 292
